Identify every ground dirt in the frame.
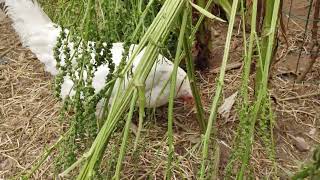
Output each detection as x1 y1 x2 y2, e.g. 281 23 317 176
0 1 320 179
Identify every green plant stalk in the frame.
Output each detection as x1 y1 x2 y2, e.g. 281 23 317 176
168 0 213 71
225 31 262 176
237 0 280 178
97 83 116 129
107 70 131 119
53 0 214 176
138 0 143 13
68 0 94 144
155 0 215 124
255 0 275 95
197 0 206 9
42 0 172 175
240 0 257 102
113 90 138 180
69 2 86 28
115 0 120 11
183 3 207 132
97 0 105 23
81 0 94 40
55 81 116 177
168 1 217 132
199 0 239 178
166 8 188 179
240 0 247 59
76 79 136 180
183 35 206 132
59 3 89 145
196 0 206 44
19 19 102 175
133 85 146 152
254 33 265 85
191 0 214 41
206 140 220 179
21 131 68 179
268 95 277 176
226 4 268 174
175 0 214 133
120 0 169 75
130 0 156 41
76 1 186 179
213 0 232 19
81 48 156 177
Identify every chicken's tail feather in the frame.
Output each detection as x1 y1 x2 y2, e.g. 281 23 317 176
4 0 59 75
4 0 53 39
4 0 51 23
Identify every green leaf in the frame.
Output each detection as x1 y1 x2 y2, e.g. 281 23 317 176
214 0 232 19
189 1 226 22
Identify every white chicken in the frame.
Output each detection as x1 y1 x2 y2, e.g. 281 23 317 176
2 0 194 110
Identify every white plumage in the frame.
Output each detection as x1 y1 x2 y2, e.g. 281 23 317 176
3 0 193 110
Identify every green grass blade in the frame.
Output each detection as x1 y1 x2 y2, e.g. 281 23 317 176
166 7 188 179
113 90 138 180
199 0 239 178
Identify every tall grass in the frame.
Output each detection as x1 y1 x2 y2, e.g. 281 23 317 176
225 0 280 178
76 1 188 178
199 0 238 178
25 0 283 179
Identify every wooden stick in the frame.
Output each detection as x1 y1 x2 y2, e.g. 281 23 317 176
210 62 242 74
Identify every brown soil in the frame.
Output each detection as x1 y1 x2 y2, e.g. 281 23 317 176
0 10 61 178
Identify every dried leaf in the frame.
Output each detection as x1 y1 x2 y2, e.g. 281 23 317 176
309 128 316 136
293 136 310 152
189 1 226 22
187 135 201 144
218 92 238 119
